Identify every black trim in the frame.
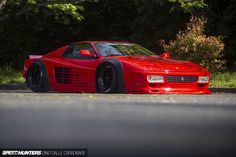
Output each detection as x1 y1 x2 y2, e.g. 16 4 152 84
96 59 125 93
37 60 51 91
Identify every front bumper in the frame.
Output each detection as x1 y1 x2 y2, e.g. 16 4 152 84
124 70 211 94
142 84 211 94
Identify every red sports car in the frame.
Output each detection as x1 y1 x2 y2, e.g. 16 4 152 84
23 41 211 94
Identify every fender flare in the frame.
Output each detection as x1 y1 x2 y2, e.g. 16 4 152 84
27 60 51 92
96 59 125 93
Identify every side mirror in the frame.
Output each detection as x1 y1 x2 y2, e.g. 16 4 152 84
80 50 95 57
160 52 170 59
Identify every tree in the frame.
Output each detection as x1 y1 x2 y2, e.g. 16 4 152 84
204 0 236 69
0 0 84 68
80 0 190 53
0 0 7 10
1 0 235 71
167 0 207 13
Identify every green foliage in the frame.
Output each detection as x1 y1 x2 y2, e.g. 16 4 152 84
1 65 235 88
0 0 235 71
168 0 207 15
168 0 206 8
210 72 236 87
80 0 190 52
0 66 24 83
130 0 189 49
167 0 207 13
165 16 226 72
47 3 84 22
0 0 84 69
204 0 236 70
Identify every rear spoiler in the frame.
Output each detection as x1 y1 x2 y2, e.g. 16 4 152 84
29 55 43 59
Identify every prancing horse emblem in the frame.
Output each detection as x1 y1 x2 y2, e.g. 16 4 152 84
181 77 184 82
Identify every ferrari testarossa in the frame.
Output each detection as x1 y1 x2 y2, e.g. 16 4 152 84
23 41 211 94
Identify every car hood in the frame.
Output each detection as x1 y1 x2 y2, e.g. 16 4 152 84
116 56 203 72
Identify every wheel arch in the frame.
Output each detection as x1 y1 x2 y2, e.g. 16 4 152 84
26 60 51 92
96 59 125 93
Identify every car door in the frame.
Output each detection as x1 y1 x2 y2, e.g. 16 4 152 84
58 43 100 92
42 46 70 92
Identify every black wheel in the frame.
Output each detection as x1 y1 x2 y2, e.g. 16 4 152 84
26 61 50 92
96 63 118 93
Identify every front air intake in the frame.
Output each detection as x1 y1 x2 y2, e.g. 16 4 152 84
166 76 198 83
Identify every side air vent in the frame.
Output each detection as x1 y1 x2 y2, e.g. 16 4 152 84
54 67 79 84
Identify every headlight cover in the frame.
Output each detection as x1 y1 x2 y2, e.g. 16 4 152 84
147 75 164 83
198 76 209 83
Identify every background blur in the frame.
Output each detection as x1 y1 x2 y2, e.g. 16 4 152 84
0 0 235 71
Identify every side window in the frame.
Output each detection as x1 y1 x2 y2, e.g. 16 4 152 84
62 43 96 59
62 45 75 58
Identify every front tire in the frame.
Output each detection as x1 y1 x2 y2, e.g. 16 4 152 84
96 63 118 93
26 61 50 92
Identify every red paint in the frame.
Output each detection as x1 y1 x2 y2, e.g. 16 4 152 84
23 41 211 94
160 52 170 58
80 50 95 57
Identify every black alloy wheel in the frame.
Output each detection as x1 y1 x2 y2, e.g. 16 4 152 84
26 62 50 92
97 63 118 93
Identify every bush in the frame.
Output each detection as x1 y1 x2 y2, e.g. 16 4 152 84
0 66 24 84
164 16 226 72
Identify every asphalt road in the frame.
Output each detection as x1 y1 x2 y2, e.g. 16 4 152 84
0 91 236 157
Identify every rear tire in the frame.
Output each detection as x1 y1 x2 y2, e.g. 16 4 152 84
96 63 118 93
26 61 50 92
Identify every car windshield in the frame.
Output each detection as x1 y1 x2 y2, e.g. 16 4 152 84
95 42 157 57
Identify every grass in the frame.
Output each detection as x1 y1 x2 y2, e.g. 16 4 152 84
0 66 236 88
210 72 236 88
0 66 25 84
